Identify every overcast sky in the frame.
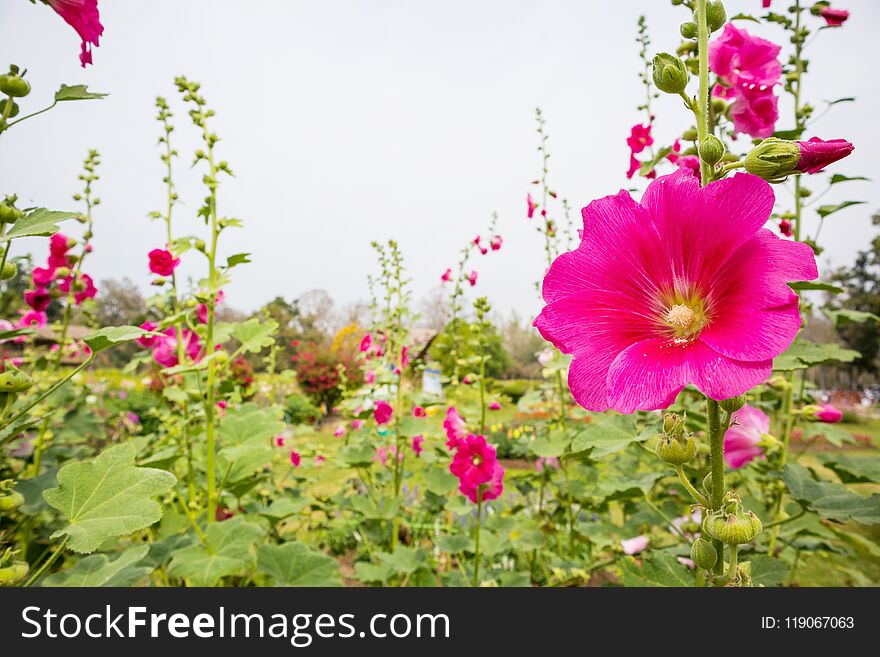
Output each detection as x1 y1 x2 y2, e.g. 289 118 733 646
1 0 876 323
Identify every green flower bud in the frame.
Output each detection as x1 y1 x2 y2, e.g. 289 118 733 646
703 494 763 545
0 489 23 512
0 99 19 118
706 0 727 32
690 537 718 571
0 369 32 393
194 238 207 252
680 22 698 39
710 97 727 114
0 196 22 225
699 135 725 166
719 395 746 413
0 261 16 280
656 432 697 465
0 72 30 98
0 561 28 586
662 412 686 437
682 128 698 141
744 138 801 183
652 53 689 94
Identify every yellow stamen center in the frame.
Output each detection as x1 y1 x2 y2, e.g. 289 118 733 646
665 304 696 329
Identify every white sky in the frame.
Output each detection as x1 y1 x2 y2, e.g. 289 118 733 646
1 0 877 322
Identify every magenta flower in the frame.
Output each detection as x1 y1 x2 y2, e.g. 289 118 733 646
796 137 854 174
820 7 849 26
450 434 504 503
724 405 769 468
32 267 56 286
152 327 201 367
533 171 817 413
727 84 779 139
400 345 410 369
460 461 504 504
488 401 501 411
359 333 372 352
136 320 159 348
364 370 376 384
333 426 345 437
626 153 642 180
17 310 47 329
443 406 467 449
413 406 426 418
275 436 285 447
315 455 325 465
411 434 425 456
621 535 649 555
626 123 653 155
24 287 51 312
779 219 793 237
490 235 503 251
47 0 103 67
527 193 538 219
466 271 478 287
674 155 701 178
148 249 180 277
815 403 843 423
441 268 453 283
351 419 365 430
374 400 394 425
50 233 73 256
290 450 301 467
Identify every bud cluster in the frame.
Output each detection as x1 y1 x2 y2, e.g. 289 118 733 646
655 412 697 466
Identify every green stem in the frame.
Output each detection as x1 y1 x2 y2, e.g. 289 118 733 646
473 486 483 587
675 465 710 507
706 397 725 575
23 537 68 587
695 0 711 187
479 353 486 434
5 101 57 130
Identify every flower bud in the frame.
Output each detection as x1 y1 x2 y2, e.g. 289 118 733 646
744 138 801 182
680 22 698 39
795 137 854 174
719 395 745 413
0 196 22 225
0 489 23 513
710 97 727 114
702 493 763 545
656 432 697 465
690 537 718 571
662 412 685 436
706 0 727 32
0 72 30 98
681 128 698 141
0 262 16 280
652 53 689 94
0 369 32 393
0 99 19 118
0 560 28 586
698 135 724 166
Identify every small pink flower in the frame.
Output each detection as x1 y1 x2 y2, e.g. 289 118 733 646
443 407 467 449
17 310 47 329
364 370 376 384
413 406 426 418
333 426 345 437
527 193 538 219
352 419 365 430
136 321 159 348
626 123 653 155
466 271 478 287
290 450 302 467
275 436 285 447
148 248 180 277
489 235 503 251
488 401 501 411
450 434 504 503
779 219 793 237
441 268 453 283
724 405 769 469
315 455 325 465
815 403 843 423
819 7 849 26
46 0 103 67
411 434 424 456
32 267 56 286
400 346 410 369
626 153 642 180
796 137 854 174
462 375 473 385
374 400 394 425
216 400 227 416
621 535 649 555
359 333 372 352
473 235 481 246
24 287 51 312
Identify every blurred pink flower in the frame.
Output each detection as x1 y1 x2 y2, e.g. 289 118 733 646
490 235 503 251
815 403 843 423
275 436 285 447
359 333 372 352
820 7 849 26
351 419 365 430
136 320 159 348
374 400 394 425
535 456 559 471
24 287 51 312
621 535 649 555
724 404 768 468
488 401 501 411
333 426 345 437
17 310 47 329
152 327 202 368
443 406 467 449
413 406 426 418
441 268 453 283
47 0 103 67
364 370 376 384
32 267 56 286
779 219 793 237
196 290 225 324
466 271 478 287
412 434 424 456
527 193 537 218
290 450 301 467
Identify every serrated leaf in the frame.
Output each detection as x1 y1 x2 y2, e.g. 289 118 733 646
619 553 692 587
571 414 643 457
782 464 880 525
338 443 376 468
423 467 458 495
15 468 57 514
829 174 869 185
42 545 152 587
377 547 427 575
436 534 470 553
168 517 264 586
748 555 791 586
55 84 108 102
226 253 251 268
801 422 855 447
217 403 284 482
773 340 860 371
1 208 78 242
257 542 341 586
818 454 880 484
84 325 154 353
530 430 570 458
43 443 176 553
824 308 880 326
231 318 278 353
816 200 864 219
350 495 400 520
257 496 311 522
354 560 392 584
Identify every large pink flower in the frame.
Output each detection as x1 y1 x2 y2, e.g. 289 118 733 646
450 434 503 503
727 83 778 139
724 404 769 468
148 249 180 277
47 0 104 67
534 171 817 413
459 461 504 504
24 287 51 312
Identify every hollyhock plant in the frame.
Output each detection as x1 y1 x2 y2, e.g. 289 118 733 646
534 170 817 413
815 403 843 423
374 400 394 425
46 0 104 67
148 248 180 277
724 405 769 469
819 7 849 26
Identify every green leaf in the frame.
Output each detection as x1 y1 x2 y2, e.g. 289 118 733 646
256 542 341 586
55 84 108 102
773 340 860 371
788 281 844 294
168 517 264 586
782 464 880 525
829 174 869 185
772 128 804 140
825 96 856 106
423 467 458 495
824 308 880 326
530 430 570 458
818 454 880 484
338 443 376 468
226 253 252 268
730 13 761 22
43 443 176 553
801 422 855 447
748 555 791 586
378 547 427 575
435 534 470 553
0 208 78 242
638 146 673 177
15 469 57 514
42 545 152 587
217 403 284 483
619 553 692 587
571 414 644 457
257 496 312 522
350 495 400 521
354 561 392 584
816 200 864 219
84 325 154 353
230 318 278 353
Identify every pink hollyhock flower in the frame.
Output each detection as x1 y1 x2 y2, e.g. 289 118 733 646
450 434 497 488
527 193 538 218
796 137 854 174
152 327 202 367
490 235 503 251
820 7 849 26
763 0 772 6
724 404 769 468
290 450 301 467
73 273 97 304
315 455 325 465
136 320 159 348
727 84 779 139
815 403 842 423
626 123 654 155
47 0 103 67
17 310 47 329
24 287 51 312
148 249 180 277
412 434 424 456
462 375 474 385
50 232 73 256
216 400 227 415
275 436 285 447
359 333 372 352
488 401 501 411
621 535 649 555
779 219 793 237
32 267 56 286
479 246 488 255
413 406 426 418
535 456 559 471
333 426 345 437
196 290 225 324
374 400 394 425
364 370 376 384
352 419 365 430
473 235 481 246
674 155 701 178
459 461 504 504
443 406 468 449
709 23 781 89
534 171 817 413
441 268 453 283
466 271 478 287
400 346 410 368
627 153 641 180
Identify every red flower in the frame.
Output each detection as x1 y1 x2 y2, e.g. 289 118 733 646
819 7 849 26
148 248 180 277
